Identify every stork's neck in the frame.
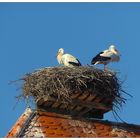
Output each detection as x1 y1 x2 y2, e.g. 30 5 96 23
110 49 119 55
57 53 63 64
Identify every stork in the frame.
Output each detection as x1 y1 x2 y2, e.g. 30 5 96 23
57 48 81 67
91 45 120 70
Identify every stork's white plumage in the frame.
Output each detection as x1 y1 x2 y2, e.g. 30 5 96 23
57 48 81 67
91 45 120 70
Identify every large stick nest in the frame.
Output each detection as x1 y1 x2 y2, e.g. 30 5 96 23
21 66 126 109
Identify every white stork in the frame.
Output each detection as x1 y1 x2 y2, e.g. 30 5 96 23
91 45 120 70
57 48 81 67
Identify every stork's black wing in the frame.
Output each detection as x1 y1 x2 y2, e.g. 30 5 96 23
91 52 111 65
68 59 82 66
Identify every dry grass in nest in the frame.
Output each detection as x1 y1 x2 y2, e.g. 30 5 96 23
19 66 127 110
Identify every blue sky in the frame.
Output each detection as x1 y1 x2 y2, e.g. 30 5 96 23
0 2 140 137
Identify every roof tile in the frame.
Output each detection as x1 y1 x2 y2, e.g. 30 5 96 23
6 108 140 138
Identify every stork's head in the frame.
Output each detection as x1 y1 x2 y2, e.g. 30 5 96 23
109 45 116 50
57 48 64 56
109 45 120 56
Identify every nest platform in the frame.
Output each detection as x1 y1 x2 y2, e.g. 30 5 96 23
21 66 125 119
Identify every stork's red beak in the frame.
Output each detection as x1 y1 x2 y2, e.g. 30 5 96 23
115 49 121 56
56 52 59 57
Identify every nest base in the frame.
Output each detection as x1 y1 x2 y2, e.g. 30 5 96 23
36 91 113 119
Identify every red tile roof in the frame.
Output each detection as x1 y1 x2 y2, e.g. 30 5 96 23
6 107 140 138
